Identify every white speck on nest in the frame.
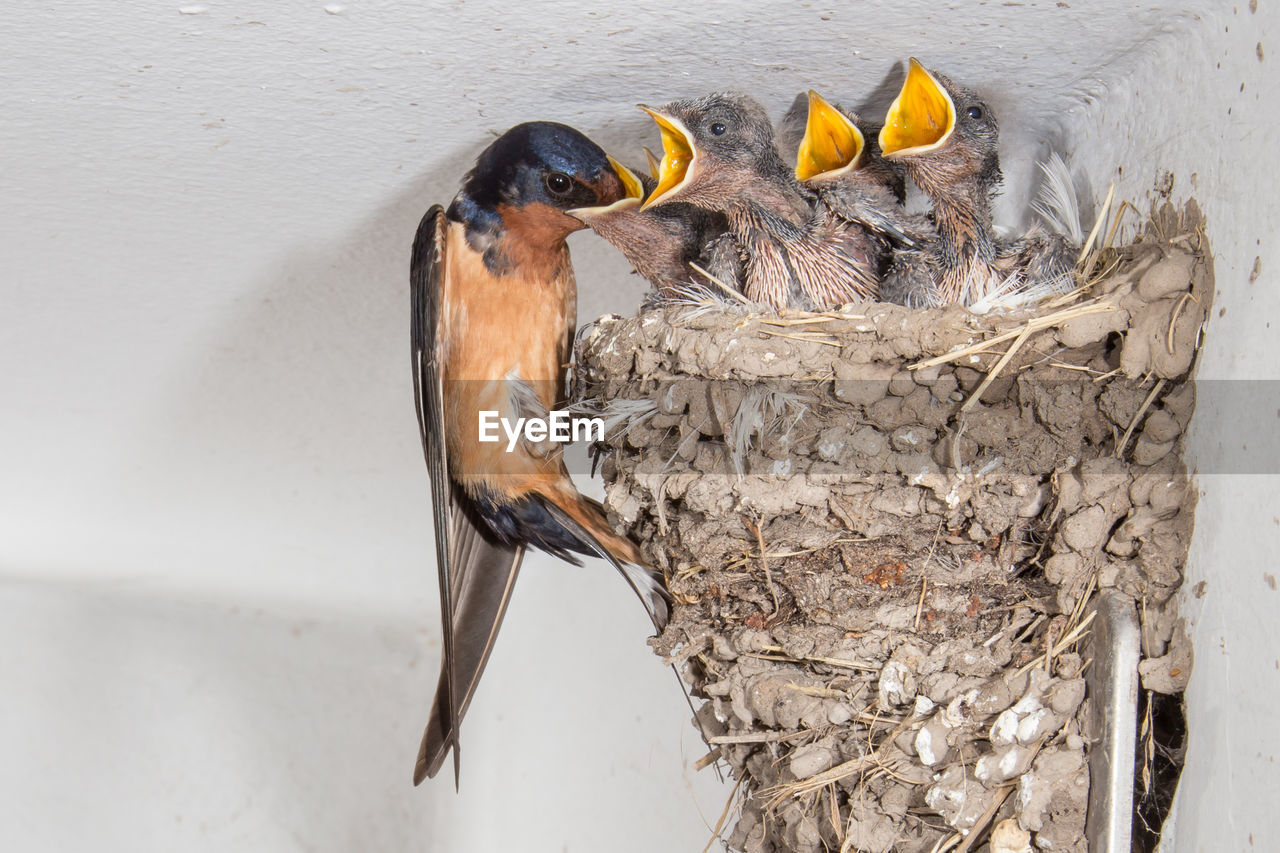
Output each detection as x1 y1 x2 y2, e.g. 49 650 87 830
924 776 968 816
1000 746 1022 776
977 744 1029 784
991 709 1020 746
1017 773 1035 811
1017 707 1052 743
943 688 980 727
915 726 938 766
178 5 207 13
878 660 915 707
1011 690 1045 715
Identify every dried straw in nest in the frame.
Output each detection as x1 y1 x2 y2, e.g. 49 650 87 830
573 201 1208 852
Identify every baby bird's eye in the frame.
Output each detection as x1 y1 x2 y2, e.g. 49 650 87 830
545 172 573 195
966 105 984 120
710 122 727 136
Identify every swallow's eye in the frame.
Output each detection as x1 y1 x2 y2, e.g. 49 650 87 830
966 105 983 120
545 172 573 195
710 122 727 136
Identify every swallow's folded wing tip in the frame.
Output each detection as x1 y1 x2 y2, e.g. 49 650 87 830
411 203 461 790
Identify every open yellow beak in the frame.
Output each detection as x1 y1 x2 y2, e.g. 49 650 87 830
608 156 646 202
641 146 661 180
879 58 955 157
566 156 646 220
795 90 865 181
638 106 696 209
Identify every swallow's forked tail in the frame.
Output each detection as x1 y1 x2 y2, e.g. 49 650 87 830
538 490 670 632
415 507 525 785
416 485 671 786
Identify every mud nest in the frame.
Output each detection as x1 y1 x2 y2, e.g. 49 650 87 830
574 203 1208 853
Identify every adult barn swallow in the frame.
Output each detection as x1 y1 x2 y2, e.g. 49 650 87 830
641 93 880 311
410 121 665 785
568 163 739 299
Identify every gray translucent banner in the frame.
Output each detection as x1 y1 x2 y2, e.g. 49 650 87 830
426 379 1279 477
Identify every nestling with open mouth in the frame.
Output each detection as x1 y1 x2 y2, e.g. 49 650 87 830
791 89 937 307
567 160 740 300
639 92 882 311
879 59 1074 306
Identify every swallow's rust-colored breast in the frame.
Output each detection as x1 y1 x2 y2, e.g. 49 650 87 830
439 219 576 498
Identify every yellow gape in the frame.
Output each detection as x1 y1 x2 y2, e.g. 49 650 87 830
639 107 696 208
795 90 865 181
880 58 956 157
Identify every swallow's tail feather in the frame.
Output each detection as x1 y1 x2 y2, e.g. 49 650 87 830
536 491 670 632
415 505 525 785
536 492 720 764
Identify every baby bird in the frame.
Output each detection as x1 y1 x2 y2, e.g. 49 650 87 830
792 90 935 292
783 89 907 203
567 160 739 300
640 92 880 311
878 59 1074 306
878 59 1004 305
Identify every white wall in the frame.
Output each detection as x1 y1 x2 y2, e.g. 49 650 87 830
2 2 1275 850
1057 5 1280 851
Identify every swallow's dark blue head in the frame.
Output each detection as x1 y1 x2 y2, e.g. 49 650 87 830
448 122 637 271
455 122 629 218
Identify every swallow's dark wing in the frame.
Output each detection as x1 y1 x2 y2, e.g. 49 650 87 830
415 505 524 783
410 205 461 784
411 207 526 786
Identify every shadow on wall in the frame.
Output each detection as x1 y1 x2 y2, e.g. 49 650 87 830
0 577 437 849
